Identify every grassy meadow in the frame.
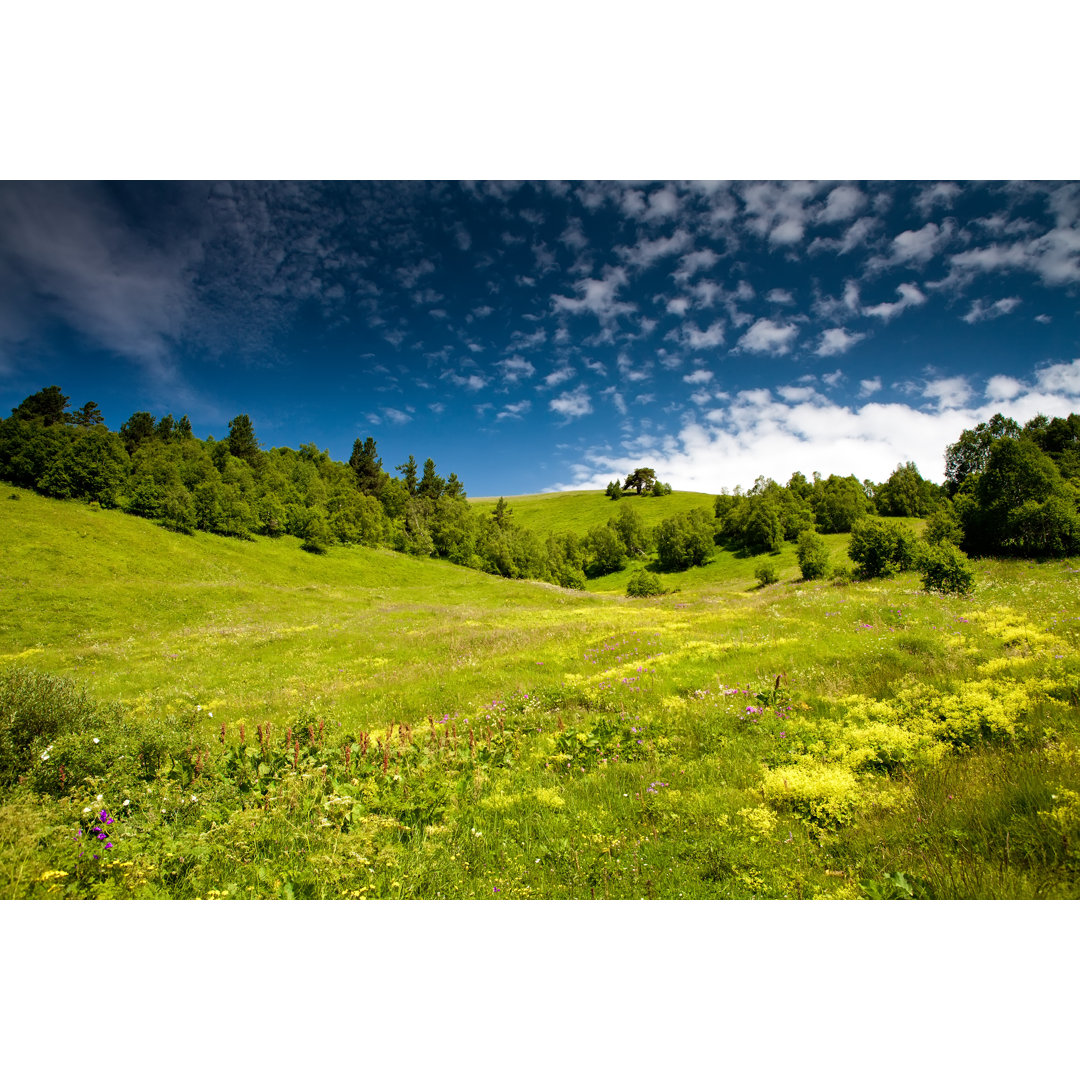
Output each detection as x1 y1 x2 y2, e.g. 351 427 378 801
3 480 1080 899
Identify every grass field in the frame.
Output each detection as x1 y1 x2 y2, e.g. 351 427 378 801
3 480 1079 900
469 487 717 537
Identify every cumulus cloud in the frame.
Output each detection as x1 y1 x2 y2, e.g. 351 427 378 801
859 377 882 397
914 182 962 216
740 180 818 246
1036 358 1080 394
888 221 952 265
863 283 927 321
555 375 1080 496
673 249 719 282
552 266 636 324
737 318 799 355
815 327 866 357
444 371 489 391
616 228 692 270
766 288 795 304
683 368 714 385
678 320 726 349
819 184 866 223
986 375 1025 400
549 385 593 419
499 355 535 382
923 376 973 409
962 296 1021 323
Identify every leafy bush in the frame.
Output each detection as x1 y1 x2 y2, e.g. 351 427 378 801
754 562 779 587
654 509 714 571
848 517 920 579
626 570 664 597
919 541 976 595
796 529 829 580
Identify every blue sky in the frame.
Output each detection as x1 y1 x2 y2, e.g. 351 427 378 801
2 180 1078 497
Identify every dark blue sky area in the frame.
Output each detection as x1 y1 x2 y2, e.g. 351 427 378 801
1 180 1078 494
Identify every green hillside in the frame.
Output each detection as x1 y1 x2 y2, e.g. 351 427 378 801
3 480 1080 901
469 488 717 537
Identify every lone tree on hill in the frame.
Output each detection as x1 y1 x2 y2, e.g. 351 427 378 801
623 467 657 495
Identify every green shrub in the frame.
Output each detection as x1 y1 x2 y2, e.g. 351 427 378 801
796 529 829 580
919 541 976 595
754 562 779 587
626 570 664 597
848 517 920 579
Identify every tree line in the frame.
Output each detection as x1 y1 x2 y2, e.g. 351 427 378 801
2 387 1079 591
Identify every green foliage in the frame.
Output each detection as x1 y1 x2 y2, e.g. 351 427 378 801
945 412 1021 495
11 386 71 425
654 508 714 571
626 570 664 597
848 517 920 579
605 479 622 500
875 461 940 517
796 529 830 580
919 541 976 595
963 437 1080 556
924 503 964 547
754 561 779 587
813 474 869 533
227 414 260 466
610 502 649 557
583 524 627 577
622 467 657 495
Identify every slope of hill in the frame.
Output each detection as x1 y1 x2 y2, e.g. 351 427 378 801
3 480 1079 901
469 488 717 537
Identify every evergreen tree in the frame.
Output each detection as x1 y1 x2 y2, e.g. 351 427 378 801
71 401 105 427
417 457 445 500
176 415 193 439
11 386 70 425
227 414 260 466
397 455 418 494
444 472 466 499
119 412 157 455
349 437 386 496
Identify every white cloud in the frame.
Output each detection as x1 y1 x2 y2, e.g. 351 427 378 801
681 320 726 349
673 249 719 282
766 288 795 304
383 407 413 425
499 355 535 383
914 182 962 216
683 368 714 385
617 229 692 270
961 296 1021 323
740 180 817 246
445 371 488 392
560 220 589 250
690 390 713 406
986 375 1025 400
550 385 593 419
666 297 690 316
1036 314 1052 324
737 318 799 355
863 283 926 321
889 222 950 264
543 365 575 388
1036 358 1080 395
496 400 532 421
859 377 882 398
822 369 844 388
555 376 1080 496
602 386 628 415
819 185 866 223
552 266 636 324
815 327 866 357
923 376 973 409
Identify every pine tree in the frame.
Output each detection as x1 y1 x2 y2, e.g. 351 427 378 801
349 437 386 496
397 455 418 494
227 414 260 466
